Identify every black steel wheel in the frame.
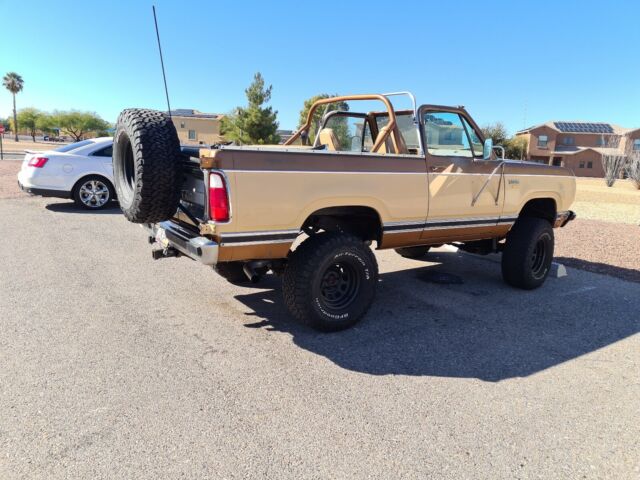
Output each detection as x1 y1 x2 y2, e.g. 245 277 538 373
502 217 554 289
283 232 378 332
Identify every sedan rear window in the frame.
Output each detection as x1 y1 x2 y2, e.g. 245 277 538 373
54 140 95 152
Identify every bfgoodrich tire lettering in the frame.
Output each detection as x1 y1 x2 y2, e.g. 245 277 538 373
501 217 554 289
282 233 378 332
112 108 181 223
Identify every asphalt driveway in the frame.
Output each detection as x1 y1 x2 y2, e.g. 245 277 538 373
1 194 638 479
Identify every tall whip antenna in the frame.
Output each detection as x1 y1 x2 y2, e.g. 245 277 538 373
152 5 172 119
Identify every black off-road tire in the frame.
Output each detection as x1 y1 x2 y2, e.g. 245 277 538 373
501 217 554 290
395 245 431 259
282 232 378 332
112 108 181 223
214 262 248 285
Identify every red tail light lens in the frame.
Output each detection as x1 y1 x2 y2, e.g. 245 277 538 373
209 172 230 222
28 156 49 168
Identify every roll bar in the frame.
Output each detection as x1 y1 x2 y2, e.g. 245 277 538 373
284 94 397 153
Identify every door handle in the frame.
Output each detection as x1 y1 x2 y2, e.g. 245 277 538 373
429 165 446 172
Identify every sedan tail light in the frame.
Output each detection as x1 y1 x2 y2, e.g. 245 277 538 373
208 172 230 222
28 156 49 168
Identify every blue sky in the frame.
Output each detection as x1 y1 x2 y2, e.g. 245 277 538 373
1 0 638 134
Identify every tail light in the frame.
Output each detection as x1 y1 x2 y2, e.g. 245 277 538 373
28 156 48 168
208 172 230 222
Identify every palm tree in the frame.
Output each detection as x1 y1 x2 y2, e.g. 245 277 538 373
3 72 24 142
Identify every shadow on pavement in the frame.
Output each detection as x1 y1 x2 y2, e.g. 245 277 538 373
45 201 121 215
556 256 640 284
234 252 639 382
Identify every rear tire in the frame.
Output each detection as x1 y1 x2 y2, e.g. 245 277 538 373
501 217 554 289
72 175 114 210
395 245 430 259
112 108 181 223
282 232 378 332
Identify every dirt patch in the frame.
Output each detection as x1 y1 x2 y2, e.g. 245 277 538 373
574 177 640 224
0 161 22 199
555 218 640 283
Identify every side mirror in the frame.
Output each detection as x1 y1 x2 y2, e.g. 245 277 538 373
483 138 493 160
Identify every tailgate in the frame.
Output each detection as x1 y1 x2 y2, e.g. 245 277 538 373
177 147 207 224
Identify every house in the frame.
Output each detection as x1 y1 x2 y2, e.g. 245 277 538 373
515 121 640 177
169 109 225 145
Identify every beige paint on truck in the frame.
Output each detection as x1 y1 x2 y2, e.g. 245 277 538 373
198 145 575 262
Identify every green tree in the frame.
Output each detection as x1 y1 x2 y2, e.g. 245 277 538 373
504 136 528 160
3 72 24 141
14 108 42 141
55 111 110 142
220 72 280 145
36 113 57 136
297 93 349 143
480 122 509 146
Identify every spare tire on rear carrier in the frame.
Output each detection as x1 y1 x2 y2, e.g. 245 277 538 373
113 108 182 223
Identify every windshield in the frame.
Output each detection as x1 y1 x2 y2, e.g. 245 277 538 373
54 139 95 152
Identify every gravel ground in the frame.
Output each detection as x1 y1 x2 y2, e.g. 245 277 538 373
0 160 24 199
555 219 640 283
1 195 639 479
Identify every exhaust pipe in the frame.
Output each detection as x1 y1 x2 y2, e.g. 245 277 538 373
243 260 270 283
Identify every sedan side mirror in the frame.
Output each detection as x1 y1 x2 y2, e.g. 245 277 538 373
483 138 493 160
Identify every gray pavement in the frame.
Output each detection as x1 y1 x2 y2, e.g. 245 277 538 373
1 195 639 479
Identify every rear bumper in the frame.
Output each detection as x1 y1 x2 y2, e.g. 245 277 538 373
18 180 71 199
145 220 219 265
554 210 576 228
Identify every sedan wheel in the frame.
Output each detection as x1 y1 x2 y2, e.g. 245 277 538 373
73 176 114 210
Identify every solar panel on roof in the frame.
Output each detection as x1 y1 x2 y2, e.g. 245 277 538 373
554 122 614 134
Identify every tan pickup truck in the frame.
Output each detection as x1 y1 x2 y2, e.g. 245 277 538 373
112 93 576 331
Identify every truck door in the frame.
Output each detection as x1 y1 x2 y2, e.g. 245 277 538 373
420 108 506 242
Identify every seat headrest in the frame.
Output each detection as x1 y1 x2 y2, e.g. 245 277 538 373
318 128 340 151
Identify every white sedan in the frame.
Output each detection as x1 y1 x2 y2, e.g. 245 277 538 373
17 137 115 209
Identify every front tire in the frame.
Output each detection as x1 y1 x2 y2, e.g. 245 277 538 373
282 233 378 332
501 217 554 289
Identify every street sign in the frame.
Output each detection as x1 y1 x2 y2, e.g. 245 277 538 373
0 125 5 134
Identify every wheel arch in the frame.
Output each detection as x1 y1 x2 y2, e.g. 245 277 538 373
300 205 384 243
517 196 557 224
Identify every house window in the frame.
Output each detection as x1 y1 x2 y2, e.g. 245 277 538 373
579 161 585 168
188 130 196 140
634 139 640 151
596 136 606 146
562 136 575 145
180 122 185 129
587 161 593 168
538 135 548 148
